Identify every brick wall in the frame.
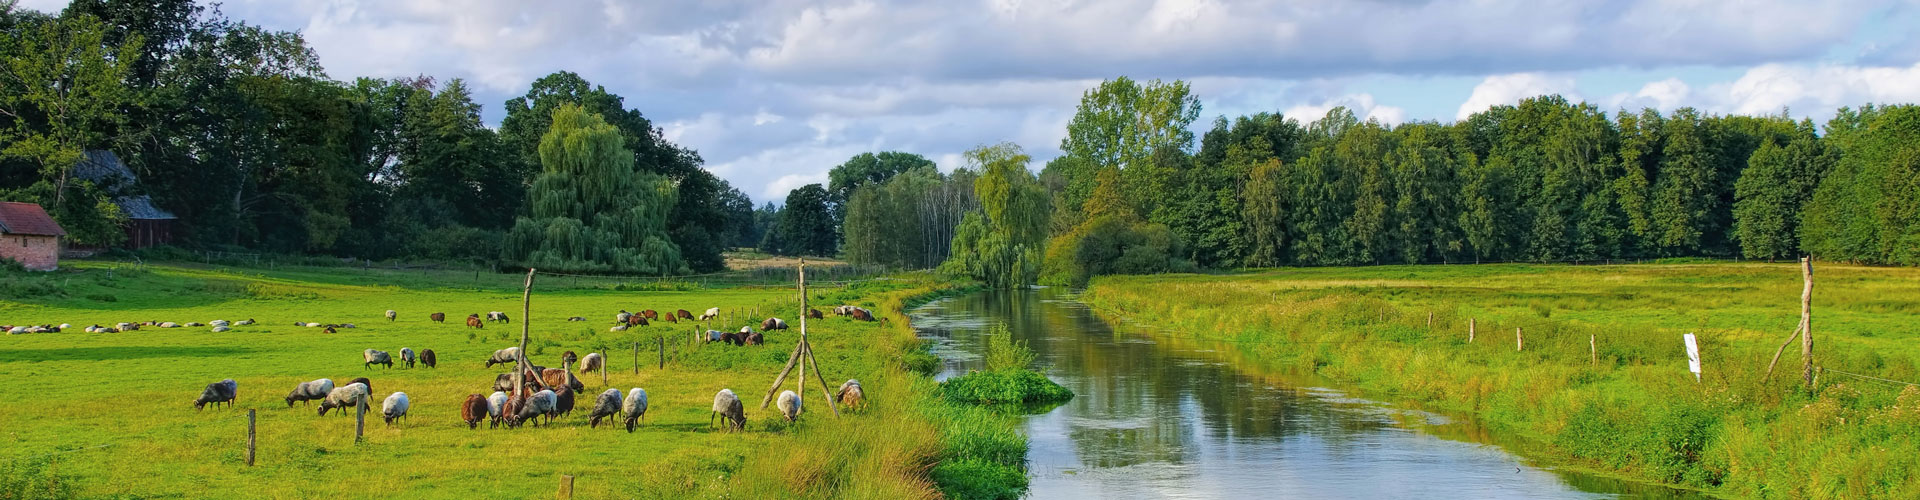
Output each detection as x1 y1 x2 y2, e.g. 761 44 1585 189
0 234 59 271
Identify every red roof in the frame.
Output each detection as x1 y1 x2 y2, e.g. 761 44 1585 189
0 202 66 237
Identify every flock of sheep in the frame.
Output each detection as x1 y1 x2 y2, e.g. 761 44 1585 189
5 318 263 334
185 305 877 433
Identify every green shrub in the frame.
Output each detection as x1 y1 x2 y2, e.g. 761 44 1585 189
931 458 1027 500
938 369 1074 406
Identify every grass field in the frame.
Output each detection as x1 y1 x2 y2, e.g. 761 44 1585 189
0 260 966 498
1082 262 1920 499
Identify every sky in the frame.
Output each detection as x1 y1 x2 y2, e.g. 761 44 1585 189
17 0 1920 204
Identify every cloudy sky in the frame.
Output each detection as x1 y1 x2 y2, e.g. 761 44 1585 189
18 0 1920 204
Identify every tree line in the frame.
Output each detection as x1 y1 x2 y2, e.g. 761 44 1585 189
805 77 1918 287
0 1 758 273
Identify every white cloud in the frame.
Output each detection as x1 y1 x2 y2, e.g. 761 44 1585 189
1285 94 1407 126
1456 73 1579 119
1715 63 1920 116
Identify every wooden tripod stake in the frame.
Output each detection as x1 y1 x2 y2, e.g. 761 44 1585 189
760 259 840 416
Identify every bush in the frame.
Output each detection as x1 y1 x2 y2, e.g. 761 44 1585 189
930 458 1027 500
938 369 1074 406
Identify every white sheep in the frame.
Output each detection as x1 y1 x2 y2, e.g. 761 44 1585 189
616 311 632 323
485 347 522 369
710 389 744 432
512 390 557 427
385 310 397 322
837 379 865 410
382 392 411 427
236 319 255 326
318 383 370 416
578 353 604 374
587 389 623 428
364 349 393 369
610 324 628 332
622 388 648 432
210 320 229 328
211 326 230 333
398 348 417 369
284 378 335 407
777 390 803 423
486 311 510 323
699 307 721 321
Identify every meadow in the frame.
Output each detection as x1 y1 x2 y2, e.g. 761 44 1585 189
0 260 977 499
1081 261 1920 499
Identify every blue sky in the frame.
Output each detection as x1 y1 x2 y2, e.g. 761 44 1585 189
17 0 1920 204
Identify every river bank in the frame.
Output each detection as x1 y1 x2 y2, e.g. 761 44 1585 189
1080 262 1920 499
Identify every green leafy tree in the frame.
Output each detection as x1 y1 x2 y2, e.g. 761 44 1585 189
503 104 683 274
1733 134 1833 260
764 184 836 257
1058 77 1200 216
1240 158 1289 267
944 143 1048 288
1649 108 1720 255
0 12 139 245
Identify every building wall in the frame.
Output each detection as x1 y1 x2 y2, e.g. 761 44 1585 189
0 234 60 271
126 219 173 249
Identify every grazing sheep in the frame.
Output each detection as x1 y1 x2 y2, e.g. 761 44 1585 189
193 379 238 410
349 377 372 394
676 309 693 320
399 348 417 369
236 319 255 326
382 392 411 427
560 351 579 369
627 315 646 327
385 310 397 322
318 383 370 416
116 322 134 331
466 314 484 329
430 312 445 323
492 373 517 392
587 389 623 428
837 380 865 410
461 394 488 429
699 307 721 321
420 349 437 368
211 326 231 333
487 311 510 323
306 322 322 328
511 390 557 428
579 353 603 374
487 392 509 428
710 389 745 432
363 349 393 369
833 305 854 316
186 322 205 327
705 330 727 343
610 324 629 332
616 311 632 324
541 368 584 393
567 316 586 322
159 322 180 328
745 331 764 346
622 388 649 432
485 347 522 368
807 308 824 319
851 308 875 322
777 390 802 423
641 310 659 320
285 378 335 407
661 314 678 324
323 326 337 334
209 320 229 327
762 318 788 331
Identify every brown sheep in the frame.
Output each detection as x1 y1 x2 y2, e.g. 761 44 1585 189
466 314 484 329
430 312 446 323
461 394 488 429
761 318 788 331
553 386 576 417
419 349 437 368
661 313 678 324
745 331 764 346
641 309 659 320
807 308 824 319
851 308 876 322
560 351 579 369
350 377 372 394
541 368 584 393
836 380 865 410
627 315 647 326
675 309 693 320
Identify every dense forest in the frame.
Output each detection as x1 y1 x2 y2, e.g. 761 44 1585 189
0 1 756 273
5 2 1916 280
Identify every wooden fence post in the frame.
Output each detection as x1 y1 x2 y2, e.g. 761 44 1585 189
1800 257 1815 388
658 337 665 369
1516 327 1524 352
1468 318 1476 343
558 474 574 499
1589 334 1597 366
355 397 366 444
633 342 639 374
600 350 608 387
246 409 256 466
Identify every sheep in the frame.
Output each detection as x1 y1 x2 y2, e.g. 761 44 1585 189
610 324 628 332
382 392 411 427
56 323 70 330
641 310 659 320
511 390 557 427
209 320 229 328
705 330 727 343
486 392 509 428
851 308 876 322
777 390 802 423
399 348 417 369
676 309 693 320
485 347 522 368
710 389 745 432
487 311 510 323
560 351 579 370
622 388 649 432
616 311 632 324
211 326 230 333
185 322 205 327
807 308 824 319
466 314 484 329
541 368 584 393
385 310 397 322
236 319 255 326
420 349 437 368
627 315 646 327
567 316 586 322
661 313 678 324
762 318 788 331
159 322 180 328
349 377 372 394
837 380 865 410
461 394 488 429
363 349 393 369
116 322 134 331
306 322 322 328
833 305 854 316
324 326 337 334
193 379 238 410
587 389 622 428
318 383 370 416
578 353 603 375
745 331 764 346
699 307 721 321
285 378 335 407
430 312 445 323
492 373 517 392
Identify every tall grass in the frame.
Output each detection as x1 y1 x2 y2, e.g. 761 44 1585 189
1083 262 1920 499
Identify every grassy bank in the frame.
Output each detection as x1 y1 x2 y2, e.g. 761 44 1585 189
1082 262 1920 499
0 260 971 498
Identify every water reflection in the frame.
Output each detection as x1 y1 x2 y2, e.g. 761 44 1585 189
913 288 1708 499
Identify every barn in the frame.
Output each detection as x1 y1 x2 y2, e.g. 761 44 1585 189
0 202 67 271
73 150 176 249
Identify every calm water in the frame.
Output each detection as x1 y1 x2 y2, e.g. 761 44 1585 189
911 288 1709 499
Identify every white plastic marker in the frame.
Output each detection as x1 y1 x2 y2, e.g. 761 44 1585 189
1683 333 1702 383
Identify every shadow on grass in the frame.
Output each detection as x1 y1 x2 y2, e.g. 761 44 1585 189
0 345 252 362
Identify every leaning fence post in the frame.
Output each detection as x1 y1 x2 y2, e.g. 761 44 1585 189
1516 327 1524 352
246 409 256 466
658 337 665 369
1468 318 1476 343
355 397 366 443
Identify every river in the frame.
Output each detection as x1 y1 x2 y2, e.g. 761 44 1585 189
910 288 1709 499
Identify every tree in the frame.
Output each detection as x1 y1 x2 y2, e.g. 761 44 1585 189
765 184 834 257
1801 104 1920 264
1649 108 1719 255
1241 158 1288 267
944 143 1048 288
1733 135 1833 260
1058 77 1201 215
0 12 140 245
827 151 934 217
502 104 683 274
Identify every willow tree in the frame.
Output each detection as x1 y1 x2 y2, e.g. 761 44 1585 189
944 143 1048 288
503 104 685 274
